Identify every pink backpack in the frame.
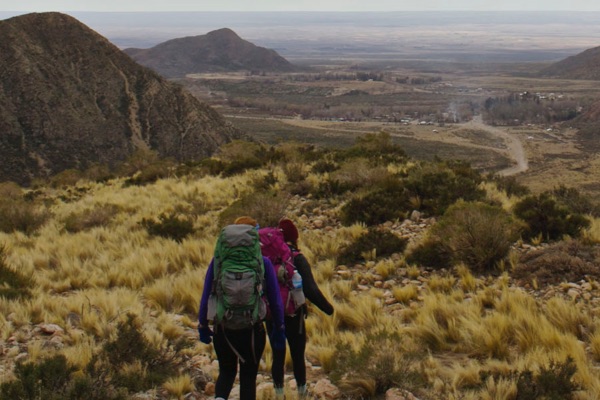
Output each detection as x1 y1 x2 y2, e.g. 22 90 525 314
258 227 300 315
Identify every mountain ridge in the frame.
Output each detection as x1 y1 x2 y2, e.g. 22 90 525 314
539 45 600 80
124 27 295 78
0 12 237 185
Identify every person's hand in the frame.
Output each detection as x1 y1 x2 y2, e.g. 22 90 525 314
270 325 286 351
198 325 214 344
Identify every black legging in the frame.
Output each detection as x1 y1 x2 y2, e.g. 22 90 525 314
213 323 266 400
268 313 306 388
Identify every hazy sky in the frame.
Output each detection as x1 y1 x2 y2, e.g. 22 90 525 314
4 0 600 12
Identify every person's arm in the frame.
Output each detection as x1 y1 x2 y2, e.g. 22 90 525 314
263 257 285 329
198 259 215 328
294 252 334 315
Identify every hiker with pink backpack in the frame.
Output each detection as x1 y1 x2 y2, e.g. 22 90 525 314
259 218 334 399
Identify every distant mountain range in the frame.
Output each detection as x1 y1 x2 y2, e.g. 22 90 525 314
124 28 295 78
540 45 600 80
0 12 237 185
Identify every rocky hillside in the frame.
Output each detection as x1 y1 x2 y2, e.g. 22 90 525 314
0 12 238 186
124 28 295 78
539 45 600 80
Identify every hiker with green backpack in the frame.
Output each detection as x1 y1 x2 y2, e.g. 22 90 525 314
260 218 334 399
198 216 286 400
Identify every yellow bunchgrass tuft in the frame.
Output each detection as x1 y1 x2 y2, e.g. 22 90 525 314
412 293 479 351
589 331 600 362
163 374 195 399
481 181 513 211
507 248 520 271
61 338 97 369
544 296 591 338
312 259 336 282
461 312 511 359
338 377 377 399
478 375 517 400
26 339 46 363
154 313 185 340
330 280 353 301
392 284 419 304
530 233 544 246
312 345 337 373
374 258 399 279
451 361 483 392
143 267 205 314
301 231 344 262
334 295 382 331
406 264 421 279
426 274 457 294
456 264 477 292
582 216 600 243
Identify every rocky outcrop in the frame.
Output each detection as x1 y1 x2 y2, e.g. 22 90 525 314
0 12 238 185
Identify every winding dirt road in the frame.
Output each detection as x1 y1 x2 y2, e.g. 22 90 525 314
463 115 528 176
237 114 529 176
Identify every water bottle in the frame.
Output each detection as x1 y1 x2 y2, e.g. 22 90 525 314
291 270 305 307
292 270 303 289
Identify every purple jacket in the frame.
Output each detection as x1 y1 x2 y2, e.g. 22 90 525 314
198 256 284 330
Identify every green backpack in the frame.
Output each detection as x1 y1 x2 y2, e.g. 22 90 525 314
208 224 266 330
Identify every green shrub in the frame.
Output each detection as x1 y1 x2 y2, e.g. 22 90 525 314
49 169 84 188
513 192 590 242
216 140 269 177
552 185 600 217
83 163 114 183
329 331 425 399
488 174 530 197
405 236 451 270
0 355 76 400
340 190 409 227
0 245 32 300
218 190 288 228
311 159 339 174
123 160 174 186
404 161 485 216
514 357 579 400
0 181 23 199
0 198 50 234
87 313 182 395
197 158 226 176
250 170 279 191
338 131 406 165
117 148 161 177
141 212 195 242
431 201 521 271
338 228 408 265
282 162 307 183
63 204 120 233
311 178 355 198
286 179 313 196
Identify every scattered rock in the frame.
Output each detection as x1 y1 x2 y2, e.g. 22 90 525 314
38 323 64 335
313 378 341 400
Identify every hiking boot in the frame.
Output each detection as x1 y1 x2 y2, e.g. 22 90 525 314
297 384 307 399
275 386 285 400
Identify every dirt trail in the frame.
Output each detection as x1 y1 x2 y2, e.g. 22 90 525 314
464 115 528 176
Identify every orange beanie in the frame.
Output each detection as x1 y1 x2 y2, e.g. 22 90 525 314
234 216 258 226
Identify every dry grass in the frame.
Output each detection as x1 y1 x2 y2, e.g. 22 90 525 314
163 374 195 399
392 284 419 304
3 165 600 399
